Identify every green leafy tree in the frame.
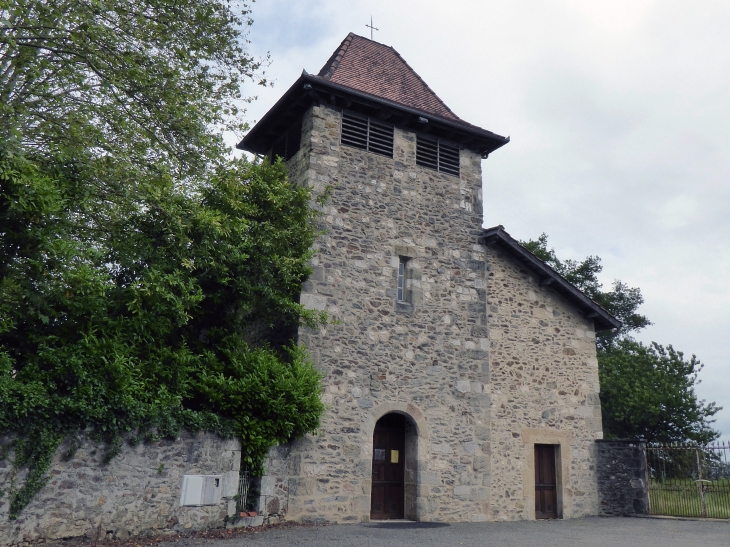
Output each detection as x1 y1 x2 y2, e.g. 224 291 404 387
0 0 328 519
600 340 719 444
520 233 720 443
0 148 325 518
0 0 265 180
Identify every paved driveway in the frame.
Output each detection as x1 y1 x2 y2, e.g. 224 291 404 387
162 517 729 547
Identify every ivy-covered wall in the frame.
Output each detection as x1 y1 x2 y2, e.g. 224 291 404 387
0 433 240 545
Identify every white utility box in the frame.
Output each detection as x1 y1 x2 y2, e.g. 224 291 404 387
179 474 223 506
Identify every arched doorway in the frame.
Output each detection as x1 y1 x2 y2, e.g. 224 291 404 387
370 413 412 520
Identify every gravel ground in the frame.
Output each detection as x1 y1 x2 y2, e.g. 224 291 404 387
144 517 729 547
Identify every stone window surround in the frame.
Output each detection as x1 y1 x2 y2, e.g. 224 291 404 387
397 256 409 302
393 245 418 315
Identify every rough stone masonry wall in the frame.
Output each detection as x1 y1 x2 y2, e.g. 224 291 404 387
0 433 240 545
286 104 493 523
484 246 604 520
255 444 292 521
595 440 649 516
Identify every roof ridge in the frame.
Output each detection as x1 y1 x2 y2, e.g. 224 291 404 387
386 43 461 121
316 32 462 122
317 32 355 79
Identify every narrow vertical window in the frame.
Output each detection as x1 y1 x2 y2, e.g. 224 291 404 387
397 257 408 302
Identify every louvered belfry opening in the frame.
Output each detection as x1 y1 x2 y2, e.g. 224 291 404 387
416 135 460 177
270 120 303 162
341 111 394 158
237 33 510 167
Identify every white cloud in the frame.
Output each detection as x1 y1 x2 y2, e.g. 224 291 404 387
654 195 700 230
242 0 730 441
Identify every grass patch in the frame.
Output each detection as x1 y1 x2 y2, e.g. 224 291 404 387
649 481 730 518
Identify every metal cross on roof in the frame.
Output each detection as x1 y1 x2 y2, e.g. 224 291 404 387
366 16 379 40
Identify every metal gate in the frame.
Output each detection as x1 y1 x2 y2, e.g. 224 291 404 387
645 442 730 518
236 469 252 513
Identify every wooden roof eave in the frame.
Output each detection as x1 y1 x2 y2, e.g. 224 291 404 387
237 72 510 158
480 226 622 332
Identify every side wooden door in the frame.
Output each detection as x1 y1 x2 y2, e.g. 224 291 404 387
535 444 559 519
370 414 405 519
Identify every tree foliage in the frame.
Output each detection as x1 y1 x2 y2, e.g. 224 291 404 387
0 0 265 179
600 340 719 444
0 0 328 518
520 233 720 443
0 147 325 518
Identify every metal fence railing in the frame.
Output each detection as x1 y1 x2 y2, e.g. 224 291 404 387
646 442 730 519
236 469 252 513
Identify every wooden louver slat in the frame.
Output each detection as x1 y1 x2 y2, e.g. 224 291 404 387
416 135 460 177
341 112 394 158
271 135 287 161
416 136 438 171
285 122 302 160
438 141 460 176
270 120 302 162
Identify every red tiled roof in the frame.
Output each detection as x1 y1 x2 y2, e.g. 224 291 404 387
315 33 461 121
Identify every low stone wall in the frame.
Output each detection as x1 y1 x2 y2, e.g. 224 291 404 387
255 444 291 522
595 439 649 516
0 432 241 545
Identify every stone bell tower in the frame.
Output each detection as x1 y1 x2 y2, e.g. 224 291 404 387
238 33 618 524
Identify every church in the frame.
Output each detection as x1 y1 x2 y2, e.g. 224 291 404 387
238 33 620 523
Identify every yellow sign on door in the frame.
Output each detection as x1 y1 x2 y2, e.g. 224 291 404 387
391 449 399 464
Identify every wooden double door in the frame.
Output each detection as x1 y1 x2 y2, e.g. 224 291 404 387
370 413 405 520
534 444 559 519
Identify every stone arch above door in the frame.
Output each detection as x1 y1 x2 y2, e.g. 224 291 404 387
363 402 431 458
363 402 430 521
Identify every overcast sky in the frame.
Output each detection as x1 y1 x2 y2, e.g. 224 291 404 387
237 0 730 443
